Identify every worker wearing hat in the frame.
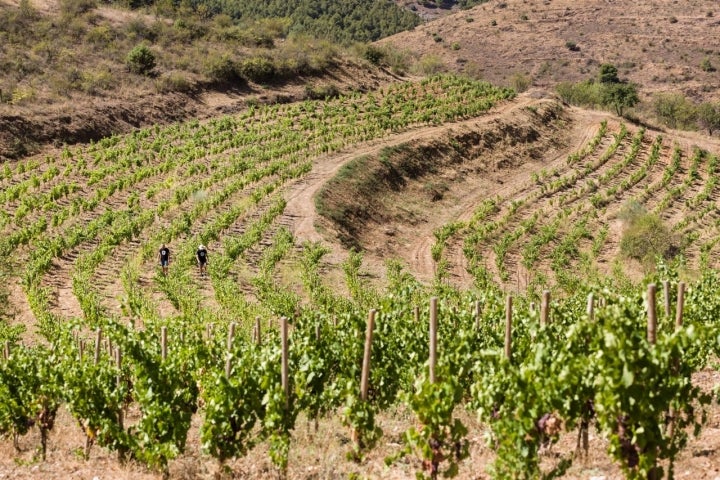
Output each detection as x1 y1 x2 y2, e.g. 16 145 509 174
196 244 208 278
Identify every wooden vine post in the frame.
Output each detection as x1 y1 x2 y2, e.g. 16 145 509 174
429 298 438 383
116 347 126 463
647 284 657 344
352 309 377 451
161 326 167 362
505 296 513 360
646 283 660 480
255 316 262 346
3 341 9 361
414 306 420 323
94 328 102 366
540 290 550 326
225 322 236 378
667 282 686 442
360 310 377 401
675 282 685 328
586 293 595 321
663 280 671 318
475 300 482 329
280 317 289 410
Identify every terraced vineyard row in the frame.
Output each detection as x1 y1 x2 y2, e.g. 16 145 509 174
3 74 720 480
433 120 720 293
0 75 514 338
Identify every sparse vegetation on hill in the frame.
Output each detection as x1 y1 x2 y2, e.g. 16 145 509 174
0 0 344 104
0 0 425 159
556 64 639 118
379 0 720 117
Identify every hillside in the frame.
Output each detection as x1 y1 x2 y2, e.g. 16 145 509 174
2 75 720 478
3 1 720 478
379 0 720 104
0 0 410 160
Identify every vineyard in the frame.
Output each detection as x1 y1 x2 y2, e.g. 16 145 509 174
2 74 720 479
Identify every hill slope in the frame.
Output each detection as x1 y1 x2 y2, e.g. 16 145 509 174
0 0 405 159
2 76 720 479
379 0 720 102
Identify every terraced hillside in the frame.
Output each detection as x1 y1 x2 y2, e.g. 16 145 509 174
315 99 720 294
0 75 516 340
3 75 720 480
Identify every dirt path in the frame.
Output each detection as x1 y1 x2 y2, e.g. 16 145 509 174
282 94 612 288
282 93 543 279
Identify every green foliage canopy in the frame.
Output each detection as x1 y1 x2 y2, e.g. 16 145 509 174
183 0 422 43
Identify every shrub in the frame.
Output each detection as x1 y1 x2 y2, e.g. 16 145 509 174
697 102 720 135
362 44 385 65
598 63 620 83
203 55 238 82
555 80 603 106
80 68 114 94
413 54 445 75
60 0 96 16
601 82 638 116
126 45 156 75
155 72 193 93
86 25 112 45
126 19 157 42
619 201 679 267
565 40 580 51
700 57 716 72
362 44 410 75
510 73 531 92
653 93 697 129
238 56 276 82
450 42 461 51
305 84 340 100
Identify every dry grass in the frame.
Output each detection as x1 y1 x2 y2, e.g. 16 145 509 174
380 0 720 104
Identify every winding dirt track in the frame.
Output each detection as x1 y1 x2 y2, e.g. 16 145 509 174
282 92 610 287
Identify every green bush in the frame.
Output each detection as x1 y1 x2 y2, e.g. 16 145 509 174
238 56 276 82
126 44 156 76
362 44 385 65
697 102 720 134
59 0 96 16
555 80 603 106
653 93 697 129
565 40 579 51
619 201 679 267
700 57 716 72
305 84 340 100
203 54 238 82
413 54 445 75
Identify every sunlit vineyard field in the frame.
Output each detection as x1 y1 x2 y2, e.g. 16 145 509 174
2 74 720 480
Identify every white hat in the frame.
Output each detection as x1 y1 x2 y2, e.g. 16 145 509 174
199 244 205 250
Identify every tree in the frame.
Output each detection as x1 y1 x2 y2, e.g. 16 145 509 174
697 102 720 135
653 93 697 129
126 45 156 76
598 63 620 84
601 83 639 117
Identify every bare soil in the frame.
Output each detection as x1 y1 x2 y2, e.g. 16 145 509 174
381 0 720 103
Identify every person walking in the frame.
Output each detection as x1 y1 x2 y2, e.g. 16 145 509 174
159 243 170 276
196 244 208 278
